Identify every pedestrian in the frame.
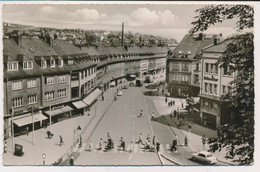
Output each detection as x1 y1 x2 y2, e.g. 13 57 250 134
146 134 150 142
168 102 170 107
174 110 177 117
184 135 188 146
188 123 192 132
102 95 104 101
87 141 93 151
79 135 82 147
69 157 74 166
99 138 103 150
171 139 177 151
202 135 207 149
59 135 64 146
152 136 155 146
182 102 184 108
4 141 7 153
151 112 155 120
129 141 134 153
173 100 175 105
137 133 144 145
156 139 160 152
26 126 29 135
162 89 164 95
165 97 167 103
139 109 143 117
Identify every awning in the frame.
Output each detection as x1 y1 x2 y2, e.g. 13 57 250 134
130 75 136 77
83 88 102 105
72 101 88 109
13 113 47 127
44 106 73 117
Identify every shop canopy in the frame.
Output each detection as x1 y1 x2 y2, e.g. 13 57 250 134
13 113 47 127
44 105 73 117
83 88 102 105
72 100 88 109
110 81 116 86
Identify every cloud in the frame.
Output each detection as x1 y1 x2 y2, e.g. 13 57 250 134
158 10 177 26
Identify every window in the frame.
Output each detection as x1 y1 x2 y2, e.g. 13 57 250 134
182 75 188 82
28 95 37 104
172 63 179 70
13 97 23 107
205 83 208 93
210 64 214 73
41 61 47 68
182 63 189 71
45 91 54 101
12 81 22 90
195 63 199 71
209 84 213 94
45 76 55 85
205 63 209 73
58 89 67 98
223 64 228 75
203 101 208 106
214 84 218 95
85 69 88 77
81 71 84 79
50 60 55 68
71 87 79 98
222 85 226 95
7 62 18 71
58 59 63 67
215 64 218 74
68 60 74 65
57 75 67 83
27 79 36 88
23 61 33 69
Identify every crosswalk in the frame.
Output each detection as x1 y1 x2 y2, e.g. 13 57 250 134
72 143 182 154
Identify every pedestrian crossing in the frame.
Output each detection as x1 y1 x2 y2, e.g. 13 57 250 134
72 143 182 154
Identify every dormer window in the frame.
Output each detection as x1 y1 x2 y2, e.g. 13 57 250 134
178 51 183 58
50 59 55 68
23 61 33 70
7 62 18 71
68 60 74 65
41 60 47 68
58 59 63 67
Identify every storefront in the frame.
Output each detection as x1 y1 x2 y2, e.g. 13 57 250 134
83 88 102 106
72 100 88 115
43 105 73 124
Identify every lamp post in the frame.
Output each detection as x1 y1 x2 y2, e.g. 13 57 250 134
28 106 35 145
10 108 14 153
42 153 46 165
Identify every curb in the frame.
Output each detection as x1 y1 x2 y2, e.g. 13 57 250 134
160 153 182 165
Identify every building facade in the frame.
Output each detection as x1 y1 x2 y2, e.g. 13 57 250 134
166 33 222 97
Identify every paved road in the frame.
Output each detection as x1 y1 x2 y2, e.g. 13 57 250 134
72 86 212 166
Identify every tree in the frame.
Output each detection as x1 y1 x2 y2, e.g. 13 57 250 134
190 5 254 165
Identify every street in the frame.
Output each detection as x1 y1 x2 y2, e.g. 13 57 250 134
72 84 222 166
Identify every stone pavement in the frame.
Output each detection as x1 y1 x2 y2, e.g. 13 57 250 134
151 96 239 165
2 86 116 166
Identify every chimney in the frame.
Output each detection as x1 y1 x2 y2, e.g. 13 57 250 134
46 36 53 47
122 22 124 46
214 38 219 45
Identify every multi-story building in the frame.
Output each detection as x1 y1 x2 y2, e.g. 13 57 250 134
3 35 168 139
200 39 235 129
166 33 221 97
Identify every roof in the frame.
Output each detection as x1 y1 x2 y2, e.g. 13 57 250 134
3 38 22 62
172 34 220 59
53 39 82 56
202 39 233 53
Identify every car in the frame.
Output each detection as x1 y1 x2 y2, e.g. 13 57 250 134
192 151 217 164
122 84 129 89
117 90 123 96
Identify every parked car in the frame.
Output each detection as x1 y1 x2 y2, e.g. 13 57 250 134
117 90 123 96
192 151 217 164
136 80 143 87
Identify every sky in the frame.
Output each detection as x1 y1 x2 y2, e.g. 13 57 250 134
3 4 240 42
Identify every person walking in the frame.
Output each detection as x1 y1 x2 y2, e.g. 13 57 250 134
156 139 160 152
59 135 64 146
99 138 103 150
79 135 82 148
137 133 144 145
171 139 177 151
87 141 93 151
184 135 188 146
152 136 156 146
69 157 74 166
146 134 150 142
129 141 134 153
4 141 7 153
188 123 192 133
151 112 155 120
139 109 143 117
202 135 207 150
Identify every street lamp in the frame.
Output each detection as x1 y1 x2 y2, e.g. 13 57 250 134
42 153 46 165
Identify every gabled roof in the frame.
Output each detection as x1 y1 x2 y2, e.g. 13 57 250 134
172 34 219 59
3 38 22 62
81 46 102 56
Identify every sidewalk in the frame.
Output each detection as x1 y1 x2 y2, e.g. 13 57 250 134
151 96 239 165
3 87 116 166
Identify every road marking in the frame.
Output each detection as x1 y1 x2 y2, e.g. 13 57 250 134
78 143 86 152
